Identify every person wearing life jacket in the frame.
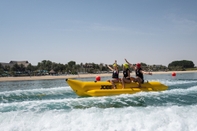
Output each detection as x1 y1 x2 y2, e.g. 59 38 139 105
125 59 152 87
107 60 120 89
121 63 131 89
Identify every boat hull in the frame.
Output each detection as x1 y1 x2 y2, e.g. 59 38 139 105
65 79 168 97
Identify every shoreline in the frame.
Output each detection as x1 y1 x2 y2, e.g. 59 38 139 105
0 70 197 82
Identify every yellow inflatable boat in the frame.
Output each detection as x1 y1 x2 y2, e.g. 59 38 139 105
65 79 168 97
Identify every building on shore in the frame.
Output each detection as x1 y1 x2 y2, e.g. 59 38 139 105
0 61 30 68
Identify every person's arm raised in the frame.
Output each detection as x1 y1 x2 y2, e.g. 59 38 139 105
125 59 135 69
107 65 113 71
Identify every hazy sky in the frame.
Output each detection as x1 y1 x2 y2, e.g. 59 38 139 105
1 0 197 66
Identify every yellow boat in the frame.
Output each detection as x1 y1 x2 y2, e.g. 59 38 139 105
65 79 168 97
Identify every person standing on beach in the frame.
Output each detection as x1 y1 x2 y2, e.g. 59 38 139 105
107 60 120 89
125 59 152 87
121 63 131 89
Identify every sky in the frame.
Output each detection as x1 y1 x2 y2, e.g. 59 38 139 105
0 0 197 66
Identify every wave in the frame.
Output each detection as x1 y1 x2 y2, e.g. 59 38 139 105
1 79 197 112
0 86 76 103
1 105 197 131
151 79 197 86
1 85 197 112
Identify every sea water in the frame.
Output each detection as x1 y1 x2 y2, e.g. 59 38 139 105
0 73 197 131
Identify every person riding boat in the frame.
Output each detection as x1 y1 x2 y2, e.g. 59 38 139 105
125 59 152 87
107 60 120 89
121 63 131 89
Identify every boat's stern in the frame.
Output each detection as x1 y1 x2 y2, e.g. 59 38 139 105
148 81 168 91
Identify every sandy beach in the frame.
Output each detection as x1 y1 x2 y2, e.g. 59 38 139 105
0 70 197 82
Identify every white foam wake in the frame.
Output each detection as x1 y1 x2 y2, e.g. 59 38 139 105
0 105 196 131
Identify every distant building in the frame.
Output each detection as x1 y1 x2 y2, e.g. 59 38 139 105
0 61 30 68
0 62 10 67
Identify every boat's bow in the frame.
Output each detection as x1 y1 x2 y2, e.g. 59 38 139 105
66 79 86 96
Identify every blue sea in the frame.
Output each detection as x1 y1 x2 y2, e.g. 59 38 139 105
0 73 197 131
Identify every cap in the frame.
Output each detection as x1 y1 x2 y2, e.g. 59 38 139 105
123 63 129 68
136 63 141 68
113 63 117 67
